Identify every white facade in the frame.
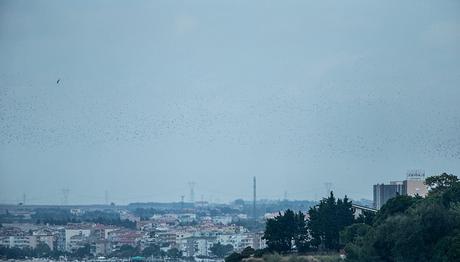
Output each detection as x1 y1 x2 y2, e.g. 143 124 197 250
65 228 91 251
216 233 256 252
0 235 37 249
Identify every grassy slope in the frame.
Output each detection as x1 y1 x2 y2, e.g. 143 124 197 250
244 253 343 262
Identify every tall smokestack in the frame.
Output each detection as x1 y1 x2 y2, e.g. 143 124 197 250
253 176 256 220
188 182 195 203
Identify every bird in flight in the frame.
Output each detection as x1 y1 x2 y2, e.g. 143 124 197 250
57 78 61 84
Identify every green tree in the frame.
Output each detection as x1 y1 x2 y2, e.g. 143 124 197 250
440 181 460 208
112 245 139 258
74 244 91 259
210 242 234 258
426 172 458 194
225 252 243 262
142 244 162 257
354 210 375 225
339 223 371 246
373 194 418 225
34 242 51 257
240 246 255 258
167 248 182 259
0 247 32 259
263 209 306 253
433 229 460 261
293 211 310 252
307 192 354 250
253 248 268 258
343 173 460 262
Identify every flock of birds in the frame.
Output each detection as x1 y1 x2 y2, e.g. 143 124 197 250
0 72 459 162
1 71 459 205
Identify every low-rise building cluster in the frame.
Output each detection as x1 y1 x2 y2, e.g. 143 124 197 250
0 209 266 260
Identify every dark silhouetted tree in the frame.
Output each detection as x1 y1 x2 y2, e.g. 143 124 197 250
167 248 182 259
426 173 458 194
307 192 354 250
142 244 162 257
240 246 255 258
210 242 233 258
263 209 307 253
343 173 460 261
225 252 243 262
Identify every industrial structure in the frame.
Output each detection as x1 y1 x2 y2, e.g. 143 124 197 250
373 170 428 209
253 176 256 220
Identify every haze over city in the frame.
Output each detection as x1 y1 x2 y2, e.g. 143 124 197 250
1 0 459 205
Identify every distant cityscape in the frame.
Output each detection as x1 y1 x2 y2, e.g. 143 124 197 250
0 171 431 261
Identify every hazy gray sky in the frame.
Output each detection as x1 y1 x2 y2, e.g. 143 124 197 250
1 0 459 205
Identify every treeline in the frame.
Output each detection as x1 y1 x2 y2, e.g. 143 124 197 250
261 192 358 253
225 192 357 261
64 243 182 259
228 173 460 261
0 243 65 259
75 244 183 260
0 243 183 260
37 216 136 229
342 173 460 261
32 209 136 229
110 244 182 259
1 208 138 228
132 208 160 220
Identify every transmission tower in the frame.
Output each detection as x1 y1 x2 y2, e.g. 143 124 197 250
62 188 70 205
324 182 333 196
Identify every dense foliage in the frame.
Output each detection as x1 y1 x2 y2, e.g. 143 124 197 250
308 192 354 250
255 173 460 261
0 242 65 259
210 242 234 258
262 192 354 253
342 173 460 261
141 244 164 257
30 209 136 229
263 209 309 253
224 247 255 262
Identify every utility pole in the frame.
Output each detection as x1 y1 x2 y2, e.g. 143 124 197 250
253 176 257 221
104 190 109 205
180 195 185 210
